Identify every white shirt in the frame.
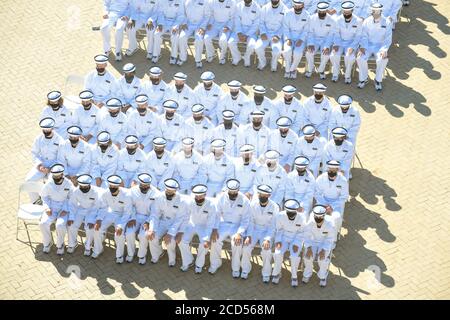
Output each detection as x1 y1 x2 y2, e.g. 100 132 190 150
57 139 92 174
31 133 63 167
141 80 169 114
84 70 116 103
145 150 175 189
148 192 188 236
215 191 251 234
233 0 261 36
259 2 287 36
130 185 160 215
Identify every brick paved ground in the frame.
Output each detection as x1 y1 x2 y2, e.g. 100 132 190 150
0 0 449 300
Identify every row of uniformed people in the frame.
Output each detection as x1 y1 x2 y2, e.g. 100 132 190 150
39 163 339 287
101 1 399 89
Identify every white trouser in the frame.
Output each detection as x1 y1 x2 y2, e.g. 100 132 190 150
39 208 67 249
330 45 356 79
178 224 211 268
283 41 306 73
272 235 303 279
153 25 180 59
126 214 148 258
255 34 283 69
148 220 177 265
204 24 231 60
25 162 53 202
210 223 242 272
178 24 204 62
303 245 331 280
101 12 126 53
241 228 273 277
228 32 258 65
305 41 330 73
67 213 96 250
356 47 389 82
127 21 155 54
93 213 126 258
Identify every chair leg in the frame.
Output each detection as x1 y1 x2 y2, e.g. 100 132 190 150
16 218 19 240
24 222 35 253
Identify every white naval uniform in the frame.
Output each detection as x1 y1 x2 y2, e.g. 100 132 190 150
356 15 392 83
39 178 73 249
126 109 163 152
116 148 147 187
178 197 217 269
351 0 372 19
272 210 308 280
200 153 235 197
153 0 185 60
330 14 363 80
185 117 214 155
97 112 128 147
232 157 260 194
254 164 287 205
141 80 169 114
145 150 175 190
285 169 316 214
84 70 116 104
112 75 143 110
323 139 355 180
40 106 71 139
173 150 206 194
272 97 306 135
90 145 119 187
372 0 402 23
57 139 92 177
302 216 336 281
241 198 278 277
210 192 251 272
204 0 236 61
131 186 161 259
193 83 223 125
211 123 240 157
328 105 361 146
69 104 101 144
94 188 135 258
228 0 261 65
179 0 211 63
289 136 326 177
269 129 299 167
158 113 188 151
148 193 188 265
164 84 199 118
302 95 333 138
237 123 272 158
303 0 319 14
67 186 102 252
240 97 276 128
282 7 310 73
305 13 337 74
101 0 130 54
127 0 160 55
215 92 250 126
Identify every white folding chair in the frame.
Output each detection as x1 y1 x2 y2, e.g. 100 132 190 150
64 74 85 110
16 181 47 252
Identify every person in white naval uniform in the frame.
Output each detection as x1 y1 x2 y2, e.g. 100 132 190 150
212 110 240 158
269 116 299 171
240 85 276 128
67 175 101 256
152 0 185 64
282 0 310 79
255 0 287 71
117 135 147 187
271 199 308 287
328 94 361 146
146 179 188 266
228 0 261 67
129 173 161 263
233 144 260 198
272 85 305 135
84 55 116 106
158 99 188 151
112 63 142 113
90 131 119 188
289 124 326 177
323 127 355 180
356 3 393 91
40 91 71 139
185 104 214 155
241 184 279 281
330 1 364 83
254 150 287 205
200 139 235 197
204 0 237 65
39 164 73 255
57 126 92 184
100 0 130 61
164 72 199 118
126 94 163 153
305 2 337 79
97 98 128 148
93 175 134 263
25 118 63 202
173 137 206 194
141 67 169 114
125 0 161 59
302 204 336 287
178 184 217 273
178 0 212 67
237 111 273 159
372 0 402 26
209 179 251 276
145 137 175 190
193 71 223 125
215 80 250 126
285 156 316 215
69 90 101 145
302 83 332 139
